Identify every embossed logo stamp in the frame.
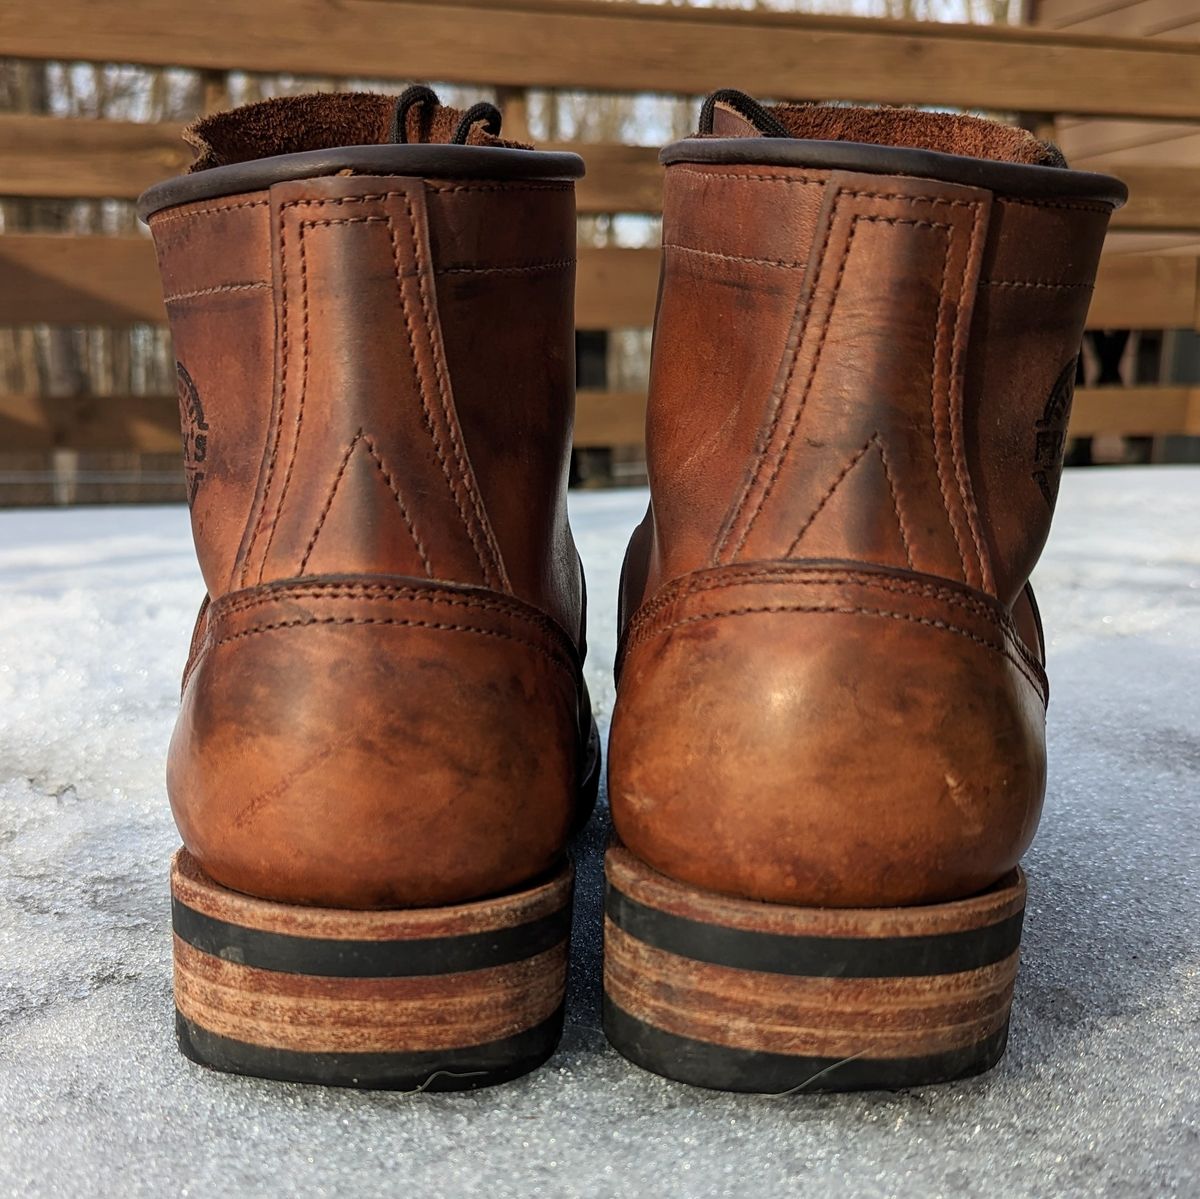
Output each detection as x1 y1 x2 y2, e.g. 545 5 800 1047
176 362 209 503
1033 358 1078 506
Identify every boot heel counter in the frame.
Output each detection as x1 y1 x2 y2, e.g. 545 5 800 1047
168 578 581 908
609 564 1047 907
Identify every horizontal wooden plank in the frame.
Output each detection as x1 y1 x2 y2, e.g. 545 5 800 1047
1036 0 1200 37
0 393 54 450
0 115 191 200
1056 117 1200 170
5 117 1199 236
0 393 179 451
573 385 1200 447
1091 252 1200 327
0 116 669 212
569 143 663 216
0 235 670 327
2 234 1195 332
1103 232 1200 257
574 390 646 447
1032 0 1143 29
1070 385 1200 435
1110 167 1200 232
575 247 661 329
3 384 1196 452
1084 2 1200 39
3 0 1200 120
0 234 165 324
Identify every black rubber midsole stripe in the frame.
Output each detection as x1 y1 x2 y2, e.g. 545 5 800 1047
605 884 1023 978
177 1007 563 1090
603 997 1008 1093
172 897 571 977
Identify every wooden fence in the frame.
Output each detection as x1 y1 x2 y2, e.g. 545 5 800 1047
2 0 1200 492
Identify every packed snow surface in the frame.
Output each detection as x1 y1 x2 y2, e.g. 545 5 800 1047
1 470 1197 1197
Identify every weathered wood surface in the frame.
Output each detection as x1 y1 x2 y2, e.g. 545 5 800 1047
4 387 1195 452
3 1 1200 119
3 1 1199 460
1 115 1194 234
2 236 1195 331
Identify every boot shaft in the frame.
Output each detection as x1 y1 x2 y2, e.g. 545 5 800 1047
142 92 584 639
141 93 595 912
642 103 1124 608
609 99 1125 914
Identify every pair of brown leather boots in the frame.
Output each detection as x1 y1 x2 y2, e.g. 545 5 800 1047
141 86 1123 1093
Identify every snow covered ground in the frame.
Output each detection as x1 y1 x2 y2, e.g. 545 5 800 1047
0 470 1197 1198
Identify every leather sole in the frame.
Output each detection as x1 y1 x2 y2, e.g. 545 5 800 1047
603 844 1026 1093
170 849 572 1090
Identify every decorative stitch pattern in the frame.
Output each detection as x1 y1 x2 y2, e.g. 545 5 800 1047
948 197 994 593
622 564 1046 685
281 192 410 207
163 281 270 304
638 567 999 627
213 580 576 653
149 198 269 226
784 437 874 558
714 183 1001 594
729 210 958 562
238 199 294 585
436 258 575 276
220 584 546 625
242 190 507 590
839 191 979 207
783 433 922 566
875 437 916 571
423 182 572 195
671 169 827 186
926 220 970 582
404 192 510 592
634 601 1046 700
210 614 574 675
243 200 413 585
297 430 434 577
664 243 806 269
255 214 329 581
984 279 1094 290
714 192 851 562
996 196 1112 215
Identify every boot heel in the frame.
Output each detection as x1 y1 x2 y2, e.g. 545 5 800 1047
603 845 1025 1093
171 849 572 1090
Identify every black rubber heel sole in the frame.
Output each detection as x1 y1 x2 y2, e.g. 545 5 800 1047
603 845 1025 1093
171 849 572 1091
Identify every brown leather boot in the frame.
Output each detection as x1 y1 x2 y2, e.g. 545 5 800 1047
140 87 599 1089
604 90 1125 1092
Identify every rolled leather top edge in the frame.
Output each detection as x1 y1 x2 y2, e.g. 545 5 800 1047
137 144 587 221
660 137 1128 208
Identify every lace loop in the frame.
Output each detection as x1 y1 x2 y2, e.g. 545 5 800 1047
698 89 790 139
451 101 503 145
389 85 441 144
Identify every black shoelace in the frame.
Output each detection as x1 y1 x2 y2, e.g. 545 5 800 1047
450 101 503 144
697 88 790 138
389 85 503 145
389 84 440 143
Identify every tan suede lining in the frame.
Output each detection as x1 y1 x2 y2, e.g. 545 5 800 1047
185 92 528 172
720 101 1065 167
186 91 1063 175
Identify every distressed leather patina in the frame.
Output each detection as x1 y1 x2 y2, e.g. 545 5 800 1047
609 96 1125 908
